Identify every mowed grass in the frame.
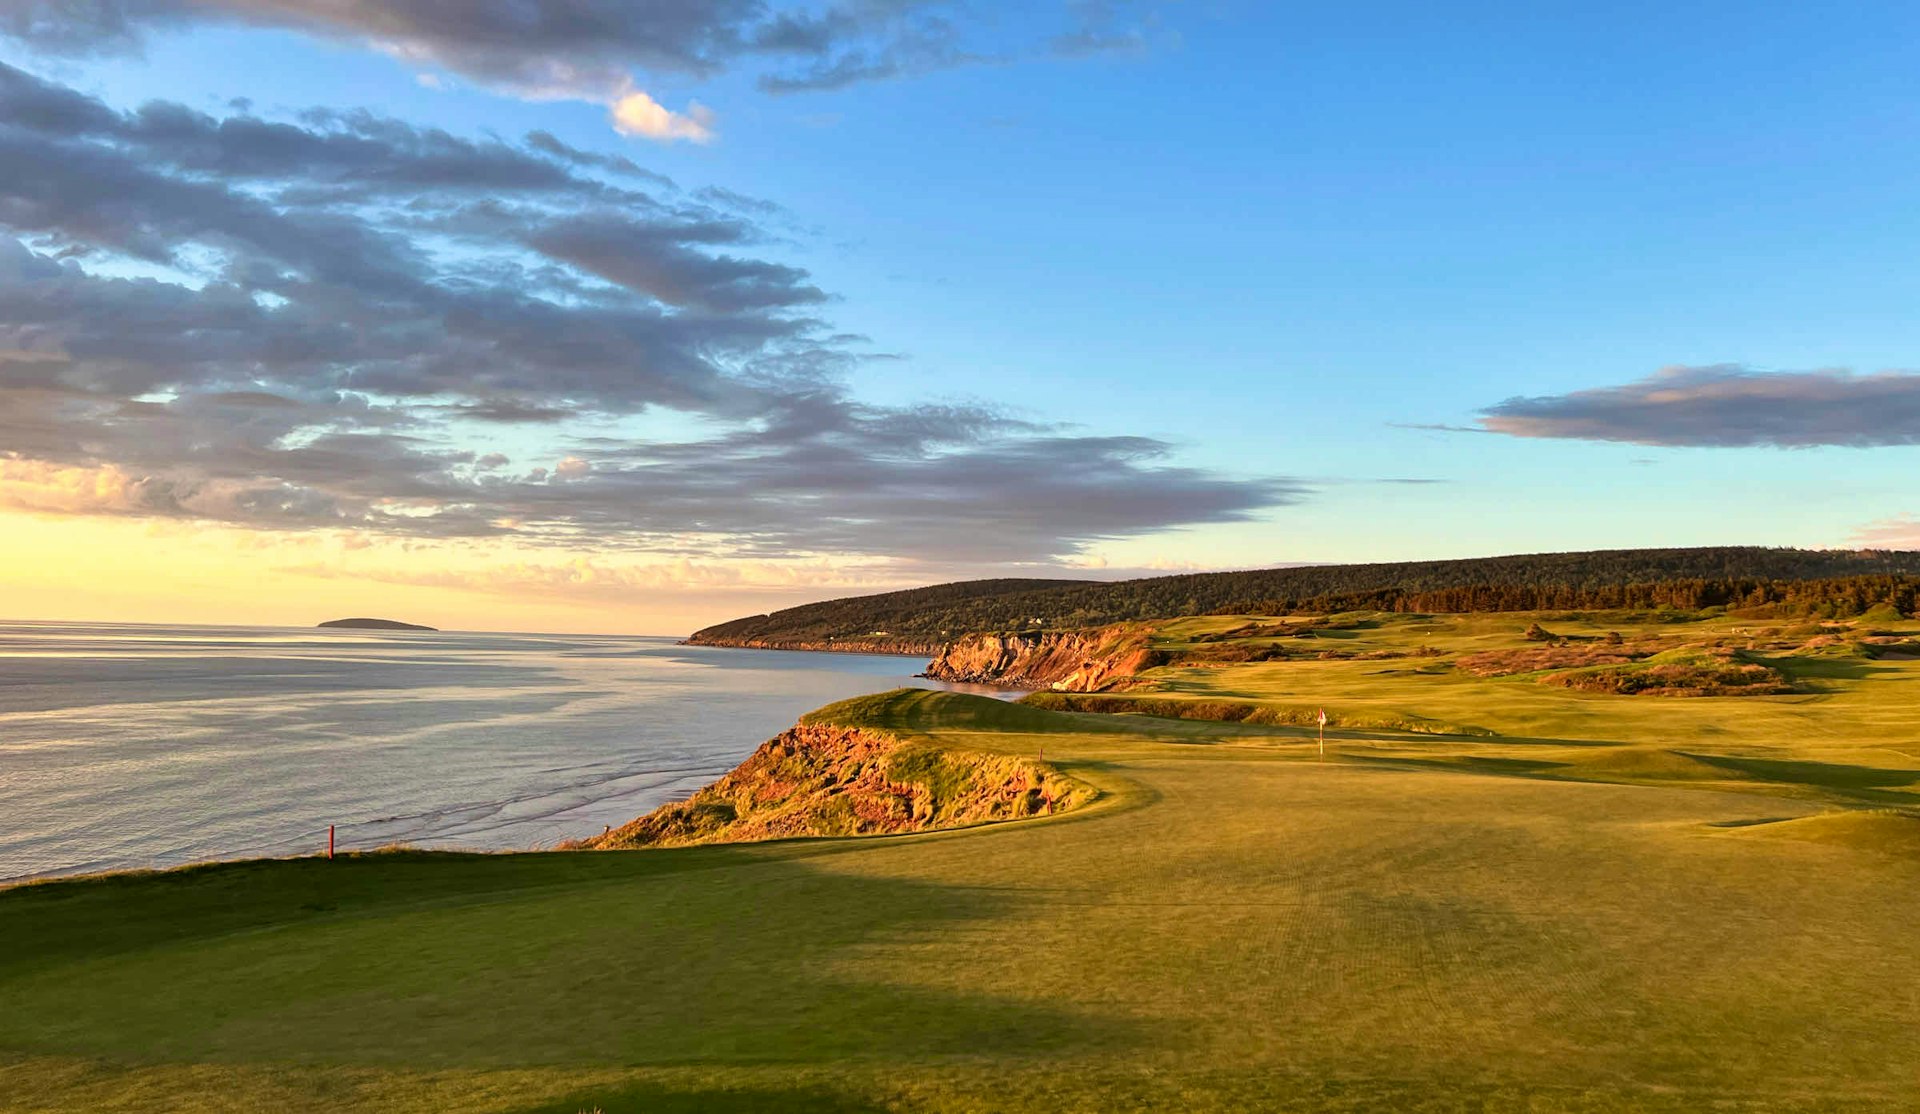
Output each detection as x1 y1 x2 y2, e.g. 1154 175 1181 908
1144 611 1920 795
8 616 1920 1112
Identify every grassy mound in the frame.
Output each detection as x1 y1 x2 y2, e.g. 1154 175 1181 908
1727 810 1920 858
1456 644 1648 677
1020 691 1492 736
1551 747 1734 783
807 688 1098 736
1541 648 1792 696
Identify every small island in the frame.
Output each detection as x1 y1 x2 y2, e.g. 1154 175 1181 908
317 618 438 631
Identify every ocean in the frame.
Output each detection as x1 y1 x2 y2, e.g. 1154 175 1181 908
0 621 983 882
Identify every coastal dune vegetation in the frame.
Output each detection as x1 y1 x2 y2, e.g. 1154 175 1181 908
7 599 1920 1111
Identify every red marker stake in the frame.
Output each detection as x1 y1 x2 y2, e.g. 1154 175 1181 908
328 825 335 860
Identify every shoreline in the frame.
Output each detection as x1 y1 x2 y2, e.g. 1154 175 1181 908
3 681 1030 889
680 639 1032 700
678 636 942 657
0 625 963 884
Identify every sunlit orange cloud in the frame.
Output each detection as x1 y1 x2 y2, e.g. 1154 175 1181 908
0 511 923 635
1851 515 1920 551
0 459 164 516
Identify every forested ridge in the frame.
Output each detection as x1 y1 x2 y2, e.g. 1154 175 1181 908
687 548 1920 648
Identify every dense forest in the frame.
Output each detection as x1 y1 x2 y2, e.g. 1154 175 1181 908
687 548 1920 649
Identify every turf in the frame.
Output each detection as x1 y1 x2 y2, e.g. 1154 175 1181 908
6 612 1920 1111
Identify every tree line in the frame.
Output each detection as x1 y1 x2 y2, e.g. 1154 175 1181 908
687 547 1920 646
1233 575 1920 618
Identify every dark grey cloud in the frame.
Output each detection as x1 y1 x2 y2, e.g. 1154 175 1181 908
1474 365 1920 448
0 67 1295 562
444 399 582 424
524 129 672 186
5 0 782 80
525 213 827 312
1 0 1164 109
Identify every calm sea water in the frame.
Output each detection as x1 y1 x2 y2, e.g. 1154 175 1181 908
0 621 988 882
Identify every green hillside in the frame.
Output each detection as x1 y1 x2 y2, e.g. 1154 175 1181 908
689 546 1920 647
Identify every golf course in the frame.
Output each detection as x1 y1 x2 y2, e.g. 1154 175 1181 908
7 609 1920 1111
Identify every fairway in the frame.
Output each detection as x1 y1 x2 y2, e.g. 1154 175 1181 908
8 618 1920 1113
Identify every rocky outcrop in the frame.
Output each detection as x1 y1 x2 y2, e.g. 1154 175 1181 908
921 625 1168 691
572 724 1091 850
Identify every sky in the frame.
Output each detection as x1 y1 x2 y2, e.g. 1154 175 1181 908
1 0 1918 634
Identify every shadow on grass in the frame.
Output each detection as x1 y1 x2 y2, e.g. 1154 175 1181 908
1343 743 1920 808
1445 732 1623 749
514 1080 882 1114
1754 652 1906 686
1695 753 1920 791
1347 754 1565 777
0 845 827 979
0 842 1151 1069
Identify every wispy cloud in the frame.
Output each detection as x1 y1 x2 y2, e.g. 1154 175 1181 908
1 0 1171 138
279 554 914 599
1468 365 1920 448
1851 514 1920 550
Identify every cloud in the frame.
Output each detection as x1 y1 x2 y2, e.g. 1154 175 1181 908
523 130 672 184
0 66 1298 567
1851 514 1920 550
1 1 1170 137
1471 365 1920 448
0 457 353 525
524 212 826 312
280 553 915 600
609 88 714 142
1050 0 1153 57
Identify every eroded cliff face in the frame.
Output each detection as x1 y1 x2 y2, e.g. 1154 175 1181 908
921 625 1168 691
572 723 1091 850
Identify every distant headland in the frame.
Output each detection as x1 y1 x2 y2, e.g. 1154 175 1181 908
318 618 438 631
685 546 1920 652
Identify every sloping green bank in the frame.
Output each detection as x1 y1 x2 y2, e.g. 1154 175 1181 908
1021 690 1495 736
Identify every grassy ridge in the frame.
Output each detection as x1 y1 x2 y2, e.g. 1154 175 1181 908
688 546 1920 647
9 612 1920 1111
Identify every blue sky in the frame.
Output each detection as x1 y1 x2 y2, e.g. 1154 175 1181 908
1 1 1917 631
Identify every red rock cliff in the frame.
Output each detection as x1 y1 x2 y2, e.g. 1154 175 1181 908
921 625 1168 691
572 723 1092 849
